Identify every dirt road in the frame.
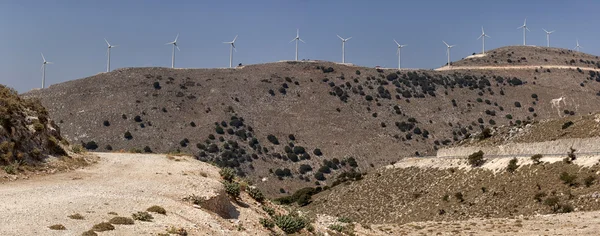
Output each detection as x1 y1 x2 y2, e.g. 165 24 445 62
0 153 262 236
435 65 600 71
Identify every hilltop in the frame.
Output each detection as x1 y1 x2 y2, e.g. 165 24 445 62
452 45 600 68
23 46 600 195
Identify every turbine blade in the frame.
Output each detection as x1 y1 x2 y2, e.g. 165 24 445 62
442 41 449 47
299 38 306 43
394 39 400 46
176 45 180 51
477 34 483 40
289 38 296 43
542 28 548 33
346 37 352 41
174 33 179 42
337 35 344 40
297 29 299 37
47 62 53 64
104 38 110 46
233 35 238 42
526 27 531 32
112 45 119 48
41 53 46 62
233 46 237 52
485 35 491 38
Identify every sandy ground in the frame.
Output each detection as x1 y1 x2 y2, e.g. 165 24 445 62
0 153 269 236
435 64 600 71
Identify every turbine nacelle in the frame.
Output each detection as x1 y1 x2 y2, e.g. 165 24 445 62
166 34 180 51
337 35 352 42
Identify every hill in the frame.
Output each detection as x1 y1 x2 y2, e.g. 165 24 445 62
23 46 600 195
0 85 68 168
452 45 600 68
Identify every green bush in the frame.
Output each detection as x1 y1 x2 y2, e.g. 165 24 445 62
219 167 236 182
124 131 133 140
313 148 323 156
262 206 275 216
274 214 307 234
267 135 279 145
247 187 265 203
584 175 596 187
531 154 543 164
506 158 519 173
562 121 574 129
328 224 344 232
338 216 352 223
468 151 485 167
109 216 134 225
259 218 274 229
223 181 241 198
71 145 84 154
559 172 578 186
543 196 560 212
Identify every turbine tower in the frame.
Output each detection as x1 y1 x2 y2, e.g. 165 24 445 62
394 39 407 70
517 18 530 45
443 41 455 68
575 39 582 52
542 29 555 47
289 29 305 61
223 35 238 68
337 35 352 63
165 34 180 68
104 38 118 72
41 53 52 89
477 27 491 54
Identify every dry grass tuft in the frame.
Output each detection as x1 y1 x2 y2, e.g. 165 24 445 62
109 216 135 225
48 224 66 230
68 213 85 220
147 205 166 215
91 222 115 232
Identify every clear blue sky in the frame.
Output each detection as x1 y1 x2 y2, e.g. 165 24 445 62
0 0 596 92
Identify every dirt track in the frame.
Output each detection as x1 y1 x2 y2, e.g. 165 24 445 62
435 65 600 71
0 153 266 236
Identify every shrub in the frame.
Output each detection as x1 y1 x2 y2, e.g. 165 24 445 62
543 196 562 212
143 146 152 153
134 115 142 122
48 224 66 230
292 146 305 154
153 81 161 89
219 167 236 182
531 154 543 164
534 192 547 202
505 114 513 119
262 205 275 216
68 213 85 220
299 164 313 174
223 181 241 198
562 121 574 129
267 135 279 145
273 214 307 234
560 172 578 186
215 126 224 134
506 158 519 173
247 187 265 203
468 151 485 167
338 216 352 223
565 147 577 163
81 230 98 236
103 120 110 126
109 216 134 225
355 70 361 75
313 148 323 156
259 218 275 229
124 131 133 140
454 192 464 202
584 175 596 187
85 141 98 150
514 101 521 107
531 93 538 99
329 224 344 232
91 222 115 232
314 172 325 181
442 194 449 201
71 144 84 154
147 205 166 215
132 211 153 222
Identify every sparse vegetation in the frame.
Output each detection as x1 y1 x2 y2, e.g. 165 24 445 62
91 222 115 232
147 205 166 215
109 216 134 225
468 150 485 167
48 224 66 230
584 175 596 187
219 167 236 182
273 213 307 234
132 211 153 222
560 172 578 186
223 181 241 198
247 187 265 203
259 218 275 229
531 154 543 165
507 158 519 173
68 213 85 220
562 121 574 129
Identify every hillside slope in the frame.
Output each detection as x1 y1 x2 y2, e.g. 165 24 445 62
0 85 67 166
24 47 600 194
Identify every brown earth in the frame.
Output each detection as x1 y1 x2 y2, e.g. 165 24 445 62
22 46 600 195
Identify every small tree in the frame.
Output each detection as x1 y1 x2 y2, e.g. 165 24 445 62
559 172 578 186
531 154 543 165
468 151 485 167
506 158 519 173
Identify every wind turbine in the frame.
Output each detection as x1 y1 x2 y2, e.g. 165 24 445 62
337 35 352 63
517 18 530 45
542 29 555 47
165 34 180 68
393 39 407 70
41 53 52 89
575 39 582 52
104 38 118 72
223 35 238 68
477 27 491 54
289 29 305 61
443 41 455 68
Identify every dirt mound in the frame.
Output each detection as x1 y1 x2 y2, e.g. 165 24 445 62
306 157 600 225
0 84 67 167
452 45 600 68
23 58 600 195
